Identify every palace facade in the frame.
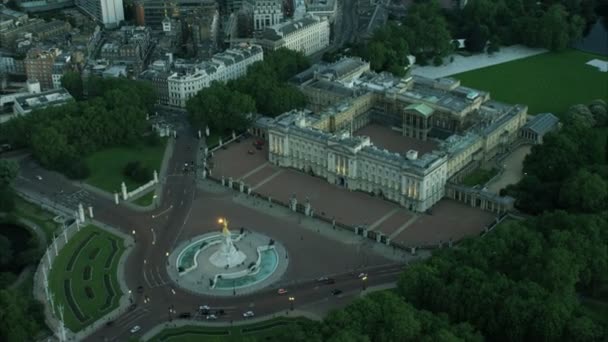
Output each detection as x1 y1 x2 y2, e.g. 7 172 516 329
256 58 528 212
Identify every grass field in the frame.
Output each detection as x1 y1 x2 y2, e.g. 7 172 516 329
85 139 167 193
12 196 61 243
149 317 309 342
462 168 498 187
452 50 608 117
132 191 155 207
48 225 125 332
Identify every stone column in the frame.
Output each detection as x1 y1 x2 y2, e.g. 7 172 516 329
219 138 223 147
206 126 210 137
121 182 128 200
221 176 225 186
376 233 382 243
114 193 119 205
197 130 202 139
247 188 252 195
202 170 207 179
228 177 233 188
78 203 85 223
232 131 236 140
410 247 416 255
239 181 244 193
88 206 94 219
304 199 311 216
153 170 159 184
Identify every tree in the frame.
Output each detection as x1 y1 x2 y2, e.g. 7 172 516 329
559 170 608 213
465 25 490 52
0 160 18 187
403 1 452 59
588 99 607 126
0 289 43 341
187 82 255 133
0 235 13 266
61 71 84 100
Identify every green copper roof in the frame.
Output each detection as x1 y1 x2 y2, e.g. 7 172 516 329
405 103 434 117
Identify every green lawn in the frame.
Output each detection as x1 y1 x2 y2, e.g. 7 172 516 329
12 196 61 244
452 50 608 117
462 168 498 187
85 139 167 193
48 225 125 332
132 191 155 207
149 317 309 342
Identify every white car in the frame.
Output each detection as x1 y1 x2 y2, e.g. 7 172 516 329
36 175 43 180
242 311 255 318
130 325 141 334
206 314 217 320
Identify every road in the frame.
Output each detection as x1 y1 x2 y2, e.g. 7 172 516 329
12 112 404 341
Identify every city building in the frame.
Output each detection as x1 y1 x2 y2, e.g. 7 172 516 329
305 0 337 21
75 0 124 27
17 0 74 13
135 0 213 29
51 52 71 89
167 44 263 107
24 47 62 90
13 87 73 115
99 26 152 74
256 58 529 214
182 1 220 57
253 0 283 31
519 113 560 144
258 14 329 56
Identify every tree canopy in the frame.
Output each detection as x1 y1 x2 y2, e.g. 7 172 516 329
187 48 309 134
0 77 157 179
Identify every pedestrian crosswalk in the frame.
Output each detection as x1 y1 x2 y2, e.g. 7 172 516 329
143 266 170 288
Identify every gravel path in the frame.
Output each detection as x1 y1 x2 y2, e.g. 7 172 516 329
410 45 548 79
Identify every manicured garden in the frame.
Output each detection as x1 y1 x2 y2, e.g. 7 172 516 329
462 168 498 187
48 225 125 332
149 317 310 342
84 139 167 193
453 50 608 117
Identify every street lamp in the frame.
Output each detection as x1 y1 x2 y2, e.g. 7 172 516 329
288 296 295 311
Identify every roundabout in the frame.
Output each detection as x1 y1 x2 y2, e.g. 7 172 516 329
167 218 288 296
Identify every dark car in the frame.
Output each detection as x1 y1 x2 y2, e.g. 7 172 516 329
178 312 192 319
137 286 144 293
331 289 343 296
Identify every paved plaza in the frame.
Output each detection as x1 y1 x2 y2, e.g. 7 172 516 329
487 145 532 194
209 138 498 249
354 124 439 155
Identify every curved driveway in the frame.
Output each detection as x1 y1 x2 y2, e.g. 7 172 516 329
14 126 404 341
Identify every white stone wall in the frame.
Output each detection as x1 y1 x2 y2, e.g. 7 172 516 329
276 19 330 56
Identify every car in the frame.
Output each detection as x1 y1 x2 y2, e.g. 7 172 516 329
36 175 43 180
130 325 141 334
206 314 217 320
105 321 114 327
247 150 254 155
178 312 192 319
199 305 211 311
331 289 343 296
324 278 336 285
137 286 144 294
243 311 255 318
358 273 367 279
316 276 328 282
277 288 288 295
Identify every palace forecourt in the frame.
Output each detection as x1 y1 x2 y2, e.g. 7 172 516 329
210 57 534 247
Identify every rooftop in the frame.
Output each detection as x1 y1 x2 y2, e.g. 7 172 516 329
523 112 560 135
14 88 73 111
